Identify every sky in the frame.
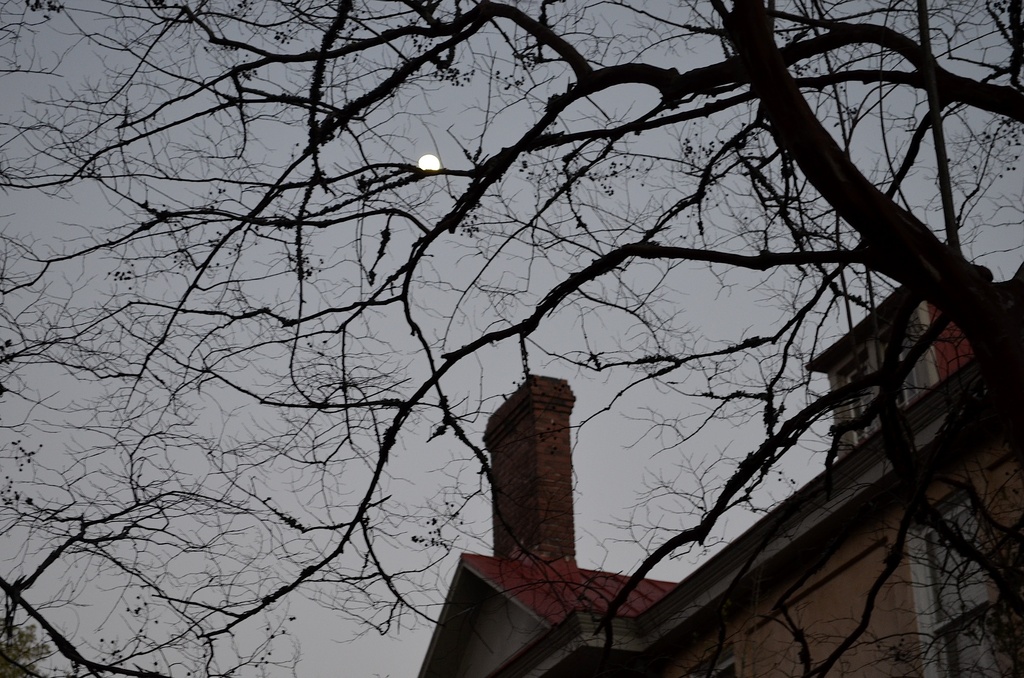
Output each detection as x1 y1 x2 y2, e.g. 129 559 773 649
2 2 1023 678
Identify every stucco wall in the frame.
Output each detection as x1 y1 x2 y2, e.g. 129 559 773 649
660 435 1021 678
454 591 545 678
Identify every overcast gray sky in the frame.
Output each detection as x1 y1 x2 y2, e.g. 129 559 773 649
2 2 1023 678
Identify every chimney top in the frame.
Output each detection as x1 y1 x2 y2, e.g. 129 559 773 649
485 376 576 562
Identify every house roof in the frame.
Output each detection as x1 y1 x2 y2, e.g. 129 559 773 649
429 357 989 677
461 553 676 625
637 359 989 657
421 304 988 678
417 552 676 678
806 287 913 373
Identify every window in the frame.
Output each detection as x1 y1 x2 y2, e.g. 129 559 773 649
911 496 997 678
832 346 879 445
895 305 939 408
828 303 940 446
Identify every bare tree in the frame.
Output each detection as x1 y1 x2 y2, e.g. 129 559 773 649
1 0 1023 676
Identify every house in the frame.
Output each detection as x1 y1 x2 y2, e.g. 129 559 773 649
417 299 1021 678
417 377 676 678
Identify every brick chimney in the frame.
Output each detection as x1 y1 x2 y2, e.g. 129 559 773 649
484 376 576 562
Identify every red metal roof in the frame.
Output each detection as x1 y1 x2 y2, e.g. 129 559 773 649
461 552 676 626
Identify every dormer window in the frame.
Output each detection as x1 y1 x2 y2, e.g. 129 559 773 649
810 297 947 449
830 345 880 445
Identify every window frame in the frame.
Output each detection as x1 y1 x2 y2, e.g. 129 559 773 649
827 303 940 446
909 494 996 678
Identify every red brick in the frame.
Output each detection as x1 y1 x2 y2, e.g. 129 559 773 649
485 376 576 561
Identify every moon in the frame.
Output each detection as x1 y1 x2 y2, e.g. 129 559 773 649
417 154 441 171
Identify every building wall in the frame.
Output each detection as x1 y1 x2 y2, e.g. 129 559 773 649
661 432 1021 678
453 585 546 678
